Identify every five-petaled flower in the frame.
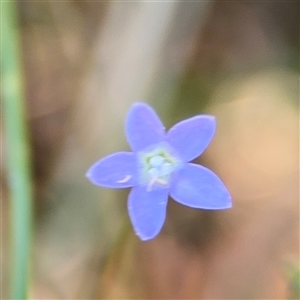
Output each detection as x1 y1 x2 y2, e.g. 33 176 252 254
86 103 231 241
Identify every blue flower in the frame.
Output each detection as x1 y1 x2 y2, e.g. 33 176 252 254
86 103 231 241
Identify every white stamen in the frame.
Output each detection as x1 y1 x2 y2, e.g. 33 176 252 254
117 175 131 183
146 177 168 192
156 178 168 185
147 178 156 192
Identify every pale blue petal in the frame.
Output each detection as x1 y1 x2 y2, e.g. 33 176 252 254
128 186 168 240
166 115 216 162
125 103 165 152
170 163 231 209
86 152 138 188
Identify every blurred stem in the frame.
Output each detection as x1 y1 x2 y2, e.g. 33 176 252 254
2 1 33 299
285 260 300 299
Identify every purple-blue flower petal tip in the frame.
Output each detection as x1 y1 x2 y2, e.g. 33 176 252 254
87 102 232 241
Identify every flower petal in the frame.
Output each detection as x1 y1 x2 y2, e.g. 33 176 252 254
166 115 216 162
170 163 231 209
125 103 165 152
128 186 168 240
86 152 138 188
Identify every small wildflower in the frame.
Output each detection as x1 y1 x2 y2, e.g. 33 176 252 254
86 103 231 241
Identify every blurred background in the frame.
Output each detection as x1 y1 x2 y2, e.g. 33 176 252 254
2 1 299 299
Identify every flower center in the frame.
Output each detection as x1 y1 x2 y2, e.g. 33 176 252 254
138 145 180 191
148 155 173 179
